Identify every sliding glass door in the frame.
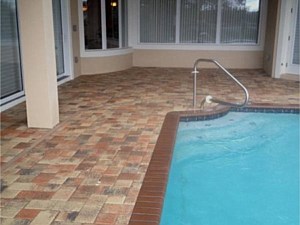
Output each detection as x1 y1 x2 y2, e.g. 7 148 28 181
52 0 72 80
53 0 65 76
1 0 72 111
287 0 300 75
52 0 71 82
0 0 24 105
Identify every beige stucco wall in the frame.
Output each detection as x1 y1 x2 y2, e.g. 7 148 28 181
80 49 263 74
133 50 264 69
263 0 279 76
81 53 133 75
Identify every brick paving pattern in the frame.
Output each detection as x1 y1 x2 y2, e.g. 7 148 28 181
1 67 299 224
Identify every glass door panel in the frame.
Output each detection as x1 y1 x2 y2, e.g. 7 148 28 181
287 0 300 75
52 0 65 76
0 0 23 99
292 0 299 65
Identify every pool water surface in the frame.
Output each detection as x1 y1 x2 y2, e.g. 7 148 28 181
160 112 299 225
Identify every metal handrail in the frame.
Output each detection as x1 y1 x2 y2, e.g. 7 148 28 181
192 59 249 108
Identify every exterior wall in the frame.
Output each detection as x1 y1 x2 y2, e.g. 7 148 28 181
133 50 264 69
80 49 263 73
75 0 267 74
75 0 133 75
128 0 266 70
81 53 133 75
263 0 279 76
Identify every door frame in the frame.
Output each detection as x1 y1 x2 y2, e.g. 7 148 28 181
286 0 299 74
274 0 300 78
56 0 74 84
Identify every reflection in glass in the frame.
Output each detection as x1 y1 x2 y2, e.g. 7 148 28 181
83 0 102 49
121 0 128 48
106 0 119 48
52 0 65 75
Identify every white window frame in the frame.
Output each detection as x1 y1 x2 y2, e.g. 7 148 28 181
0 94 26 112
135 0 267 51
78 0 133 57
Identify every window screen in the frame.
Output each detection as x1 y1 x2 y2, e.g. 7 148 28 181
221 0 260 43
180 0 218 43
140 0 176 43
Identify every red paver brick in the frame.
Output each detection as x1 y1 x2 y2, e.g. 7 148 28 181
95 213 118 224
32 173 56 184
15 209 40 220
13 142 31 149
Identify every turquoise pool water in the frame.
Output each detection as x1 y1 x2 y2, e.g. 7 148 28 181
160 112 299 225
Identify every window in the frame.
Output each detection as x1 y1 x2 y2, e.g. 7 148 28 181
139 0 262 45
221 0 260 43
140 0 176 43
106 0 119 48
180 0 218 43
82 0 127 50
0 0 23 101
52 0 65 75
83 0 103 49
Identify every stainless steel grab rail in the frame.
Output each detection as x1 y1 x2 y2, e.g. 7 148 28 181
192 59 249 108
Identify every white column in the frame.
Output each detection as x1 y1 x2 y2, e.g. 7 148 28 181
18 0 59 128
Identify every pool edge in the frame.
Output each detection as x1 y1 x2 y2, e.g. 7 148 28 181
129 104 299 225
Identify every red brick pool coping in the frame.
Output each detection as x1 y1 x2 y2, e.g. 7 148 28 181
129 104 299 225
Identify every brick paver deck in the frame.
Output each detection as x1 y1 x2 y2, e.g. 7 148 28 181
1 67 299 224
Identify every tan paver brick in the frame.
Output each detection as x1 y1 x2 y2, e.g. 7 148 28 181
75 204 103 223
30 210 58 225
0 189 20 199
0 201 27 218
7 182 36 191
106 196 126 204
51 187 76 201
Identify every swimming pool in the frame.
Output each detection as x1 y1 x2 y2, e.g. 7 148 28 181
160 112 299 225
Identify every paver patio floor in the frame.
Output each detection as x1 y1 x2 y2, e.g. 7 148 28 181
1 67 299 224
